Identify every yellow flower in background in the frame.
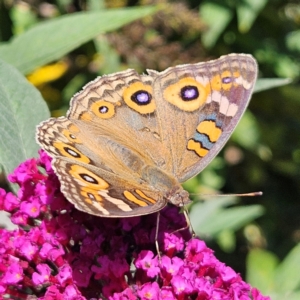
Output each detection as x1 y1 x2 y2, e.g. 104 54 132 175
27 61 68 86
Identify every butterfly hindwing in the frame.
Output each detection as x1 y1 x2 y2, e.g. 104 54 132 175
51 157 168 217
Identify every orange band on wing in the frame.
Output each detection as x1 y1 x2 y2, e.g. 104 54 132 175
123 191 148 207
187 139 209 157
135 189 156 204
196 121 222 143
80 186 103 203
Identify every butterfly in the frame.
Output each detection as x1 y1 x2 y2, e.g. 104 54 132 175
36 54 257 218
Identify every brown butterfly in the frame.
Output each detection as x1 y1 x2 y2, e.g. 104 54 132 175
36 54 257 218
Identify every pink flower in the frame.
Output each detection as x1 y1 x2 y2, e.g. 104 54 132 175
42 285 64 300
37 149 53 173
109 287 136 300
163 232 185 254
10 211 29 225
0 189 5 210
161 255 184 281
63 284 85 299
56 264 73 286
20 197 41 217
0 151 270 300
32 264 51 285
18 239 38 260
121 217 141 231
171 269 194 295
2 262 23 284
8 158 44 184
39 240 65 261
71 259 93 287
137 282 160 300
135 250 160 278
3 192 20 212
160 287 176 299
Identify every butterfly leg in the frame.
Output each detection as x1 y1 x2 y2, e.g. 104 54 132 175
171 208 196 238
155 211 162 261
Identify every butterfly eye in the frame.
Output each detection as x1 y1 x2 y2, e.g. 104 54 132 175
131 90 152 105
222 77 233 84
211 71 240 91
65 147 79 157
90 100 117 119
69 165 109 190
80 173 98 184
62 128 82 143
163 77 207 112
99 106 108 113
53 142 90 163
180 85 199 101
123 82 155 114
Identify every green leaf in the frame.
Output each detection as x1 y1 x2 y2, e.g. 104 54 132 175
62 74 87 105
237 0 268 33
246 249 279 293
190 197 237 235
274 55 300 78
273 291 300 300
286 30 300 53
200 2 233 49
231 110 272 161
190 197 264 237
198 157 226 190
231 110 260 151
87 0 106 11
274 243 300 293
0 6 158 75
0 59 50 191
10 2 38 35
94 35 122 74
200 205 264 236
254 78 292 93
216 229 236 252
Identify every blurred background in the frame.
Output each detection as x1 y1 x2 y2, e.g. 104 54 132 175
0 0 300 298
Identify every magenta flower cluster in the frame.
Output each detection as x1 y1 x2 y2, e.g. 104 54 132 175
0 151 270 299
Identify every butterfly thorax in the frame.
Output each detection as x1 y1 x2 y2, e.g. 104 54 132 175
141 165 190 207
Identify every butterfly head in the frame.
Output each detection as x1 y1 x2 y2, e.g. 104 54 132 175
166 186 191 207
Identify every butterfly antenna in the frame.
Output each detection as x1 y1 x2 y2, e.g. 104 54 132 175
190 191 263 198
178 192 263 237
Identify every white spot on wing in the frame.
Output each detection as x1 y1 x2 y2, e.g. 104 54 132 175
211 91 238 117
99 191 133 212
91 201 110 215
227 103 238 117
235 77 252 89
219 97 229 115
211 90 222 104
195 75 209 86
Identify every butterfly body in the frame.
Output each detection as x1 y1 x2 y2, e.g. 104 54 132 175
36 54 257 217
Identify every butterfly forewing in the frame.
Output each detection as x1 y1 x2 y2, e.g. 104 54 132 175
152 54 257 182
